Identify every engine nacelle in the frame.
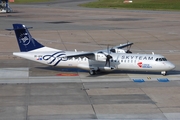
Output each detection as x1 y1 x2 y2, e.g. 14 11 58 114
110 48 126 53
94 53 107 62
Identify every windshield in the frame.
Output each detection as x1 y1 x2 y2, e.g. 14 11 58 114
155 58 167 61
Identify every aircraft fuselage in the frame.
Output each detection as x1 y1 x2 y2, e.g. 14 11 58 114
13 50 175 74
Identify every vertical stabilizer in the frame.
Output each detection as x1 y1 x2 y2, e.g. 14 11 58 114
13 24 44 52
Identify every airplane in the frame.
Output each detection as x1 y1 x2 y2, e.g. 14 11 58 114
8 24 175 76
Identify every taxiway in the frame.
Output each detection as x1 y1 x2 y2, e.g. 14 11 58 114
0 0 180 120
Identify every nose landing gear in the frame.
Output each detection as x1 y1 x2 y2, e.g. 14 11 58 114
161 71 167 76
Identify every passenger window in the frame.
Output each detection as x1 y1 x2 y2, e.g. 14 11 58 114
159 58 162 61
155 58 158 61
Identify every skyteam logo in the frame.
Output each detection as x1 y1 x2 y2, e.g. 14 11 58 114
137 62 142 68
43 51 68 66
19 33 30 45
137 62 152 68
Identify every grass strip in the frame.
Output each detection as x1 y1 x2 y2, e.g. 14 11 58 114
80 0 180 10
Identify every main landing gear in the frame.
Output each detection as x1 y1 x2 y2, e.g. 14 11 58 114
161 71 167 76
89 70 96 75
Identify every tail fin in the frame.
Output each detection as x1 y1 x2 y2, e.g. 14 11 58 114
12 24 44 52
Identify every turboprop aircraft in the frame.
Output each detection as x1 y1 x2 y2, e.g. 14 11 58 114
9 24 175 76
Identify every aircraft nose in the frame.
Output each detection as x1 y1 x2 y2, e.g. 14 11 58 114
168 63 175 70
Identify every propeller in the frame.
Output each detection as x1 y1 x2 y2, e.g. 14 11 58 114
106 45 113 67
105 54 112 67
126 41 132 53
98 45 113 67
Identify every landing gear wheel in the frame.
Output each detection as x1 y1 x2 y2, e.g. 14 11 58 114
6 8 12 13
89 70 96 75
161 71 166 76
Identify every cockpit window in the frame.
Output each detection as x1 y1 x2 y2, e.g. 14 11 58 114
155 58 167 61
159 58 162 61
162 58 167 61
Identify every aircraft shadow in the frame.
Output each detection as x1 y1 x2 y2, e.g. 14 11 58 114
35 66 180 77
35 66 88 73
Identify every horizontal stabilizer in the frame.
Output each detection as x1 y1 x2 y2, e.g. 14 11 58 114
6 27 33 31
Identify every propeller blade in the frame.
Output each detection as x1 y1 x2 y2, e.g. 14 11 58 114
98 45 113 67
107 44 110 55
105 54 113 67
126 41 132 53
107 45 111 67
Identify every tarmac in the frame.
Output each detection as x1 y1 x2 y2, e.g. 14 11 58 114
0 0 180 120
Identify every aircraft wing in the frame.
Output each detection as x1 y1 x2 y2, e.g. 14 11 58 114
66 52 95 60
66 42 133 60
112 42 133 49
96 42 133 53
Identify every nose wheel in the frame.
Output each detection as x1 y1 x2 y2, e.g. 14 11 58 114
161 71 166 76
